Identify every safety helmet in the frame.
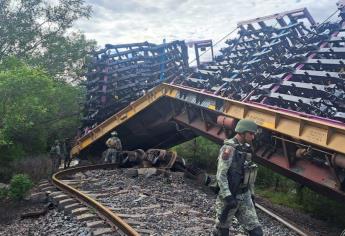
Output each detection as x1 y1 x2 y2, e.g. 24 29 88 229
235 119 257 133
111 131 118 136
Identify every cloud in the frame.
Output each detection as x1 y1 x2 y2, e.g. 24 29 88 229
74 0 338 49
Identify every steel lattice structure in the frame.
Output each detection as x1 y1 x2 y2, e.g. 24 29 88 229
82 41 189 129
174 7 345 123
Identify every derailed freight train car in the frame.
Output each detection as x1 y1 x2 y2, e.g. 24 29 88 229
74 2 345 202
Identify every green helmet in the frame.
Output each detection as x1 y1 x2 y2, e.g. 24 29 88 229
111 131 118 136
235 119 257 133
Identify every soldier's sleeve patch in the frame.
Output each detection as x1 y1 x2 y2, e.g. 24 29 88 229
221 146 233 160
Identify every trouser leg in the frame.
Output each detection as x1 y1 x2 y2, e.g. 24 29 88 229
214 195 237 235
52 158 58 173
235 191 261 233
104 149 111 163
64 156 68 168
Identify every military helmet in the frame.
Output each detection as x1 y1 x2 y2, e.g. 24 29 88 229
235 119 257 133
111 131 118 136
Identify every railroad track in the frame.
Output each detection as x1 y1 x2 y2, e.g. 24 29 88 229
50 164 139 236
46 164 313 236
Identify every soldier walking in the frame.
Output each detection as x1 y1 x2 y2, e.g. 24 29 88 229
63 138 72 169
213 119 263 236
104 131 122 164
50 140 62 174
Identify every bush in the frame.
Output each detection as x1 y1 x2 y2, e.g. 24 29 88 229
172 137 220 171
8 174 33 200
13 154 51 182
256 165 296 192
0 187 8 201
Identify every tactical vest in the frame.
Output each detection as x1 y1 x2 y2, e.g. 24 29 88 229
226 138 258 195
106 137 121 150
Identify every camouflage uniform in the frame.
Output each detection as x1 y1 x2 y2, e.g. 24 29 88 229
62 139 72 168
104 136 122 164
50 141 62 173
214 137 261 233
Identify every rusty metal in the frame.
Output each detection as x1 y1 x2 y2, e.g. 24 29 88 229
164 150 178 169
52 164 140 236
216 115 237 130
146 149 167 165
121 149 146 166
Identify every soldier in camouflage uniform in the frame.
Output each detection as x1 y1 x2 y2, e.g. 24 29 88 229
62 138 72 169
50 140 62 174
214 119 263 236
104 131 123 164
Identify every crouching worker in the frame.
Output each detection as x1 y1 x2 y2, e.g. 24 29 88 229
104 131 122 164
213 119 263 236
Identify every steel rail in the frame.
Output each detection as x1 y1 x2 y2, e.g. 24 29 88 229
52 164 140 236
256 203 310 236
51 163 315 235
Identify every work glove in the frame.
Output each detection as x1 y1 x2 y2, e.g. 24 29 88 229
224 195 237 209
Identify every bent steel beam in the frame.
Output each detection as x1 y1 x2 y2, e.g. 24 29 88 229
71 83 345 201
72 83 345 156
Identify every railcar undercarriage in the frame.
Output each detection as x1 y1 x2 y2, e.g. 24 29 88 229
74 2 345 202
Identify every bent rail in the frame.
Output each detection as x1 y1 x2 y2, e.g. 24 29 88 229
52 164 140 236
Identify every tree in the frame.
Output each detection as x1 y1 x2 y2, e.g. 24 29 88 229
173 137 220 171
0 58 84 180
0 0 97 80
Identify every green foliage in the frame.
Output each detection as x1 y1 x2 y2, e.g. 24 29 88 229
8 174 33 200
0 187 8 201
256 188 303 210
172 137 220 171
0 0 97 79
299 188 345 227
0 58 83 181
0 0 95 182
256 165 345 227
256 165 296 192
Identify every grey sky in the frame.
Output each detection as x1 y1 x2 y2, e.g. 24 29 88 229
74 0 339 53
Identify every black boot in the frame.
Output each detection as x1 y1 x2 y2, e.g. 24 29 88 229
248 226 263 236
213 227 229 236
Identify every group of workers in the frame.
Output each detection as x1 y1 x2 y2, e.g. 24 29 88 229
49 138 72 173
51 118 262 236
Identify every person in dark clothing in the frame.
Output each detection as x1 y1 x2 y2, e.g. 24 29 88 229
63 138 72 168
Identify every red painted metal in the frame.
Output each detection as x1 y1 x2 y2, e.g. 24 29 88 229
216 115 237 130
172 103 345 201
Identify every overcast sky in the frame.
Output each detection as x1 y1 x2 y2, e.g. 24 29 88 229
74 0 339 60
